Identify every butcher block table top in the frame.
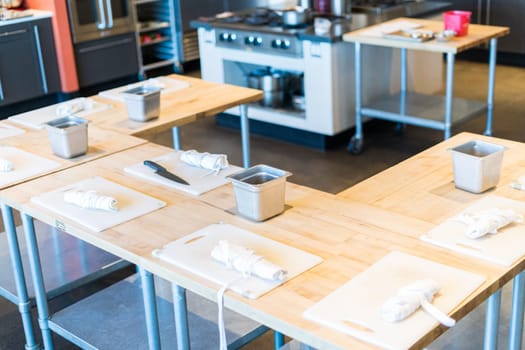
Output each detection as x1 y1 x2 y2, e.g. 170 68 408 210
0 139 514 350
0 120 145 189
343 17 509 54
337 132 525 225
89 74 263 138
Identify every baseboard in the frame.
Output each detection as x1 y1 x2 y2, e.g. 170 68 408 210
216 113 353 150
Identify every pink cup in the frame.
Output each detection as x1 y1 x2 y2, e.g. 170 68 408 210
443 11 472 37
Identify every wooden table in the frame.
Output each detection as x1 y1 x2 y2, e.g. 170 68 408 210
91 74 263 168
0 120 146 350
2 137 523 350
338 132 525 350
342 18 509 153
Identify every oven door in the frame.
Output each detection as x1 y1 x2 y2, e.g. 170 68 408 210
67 0 135 43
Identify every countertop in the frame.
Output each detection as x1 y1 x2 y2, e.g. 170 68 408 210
0 9 52 27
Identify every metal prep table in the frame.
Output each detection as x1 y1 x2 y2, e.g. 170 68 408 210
342 17 509 154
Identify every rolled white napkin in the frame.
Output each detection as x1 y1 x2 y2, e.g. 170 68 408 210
56 98 93 117
381 279 445 323
180 150 229 174
456 208 523 239
211 240 287 281
63 189 118 212
0 157 13 172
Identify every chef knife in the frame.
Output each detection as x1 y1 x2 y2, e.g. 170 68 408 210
143 160 190 185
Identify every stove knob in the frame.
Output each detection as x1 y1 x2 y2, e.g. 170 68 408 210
245 36 255 45
271 39 282 49
228 33 237 42
219 32 229 41
254 37 263 46
281 40 291 49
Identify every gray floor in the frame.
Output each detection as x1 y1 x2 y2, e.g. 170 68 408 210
1 59 525 349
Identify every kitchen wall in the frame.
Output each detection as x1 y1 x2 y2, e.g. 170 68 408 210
25 0 79 93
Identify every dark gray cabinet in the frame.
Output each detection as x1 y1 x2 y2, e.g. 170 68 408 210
74 32 139 87
488 0 525 54
0 18 60 106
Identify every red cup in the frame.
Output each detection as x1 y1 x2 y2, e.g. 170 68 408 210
443 10 472 37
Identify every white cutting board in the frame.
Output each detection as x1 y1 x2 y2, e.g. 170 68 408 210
97 76 191 102
0 122 25 139
421 195 525 267
0 147 60 187
303 251 485 350
124 151 241 196
8 98 111 129
153 223 323 299
31 176 166 232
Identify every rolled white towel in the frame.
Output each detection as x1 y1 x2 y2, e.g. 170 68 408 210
456 208 523 239
0 157 13 172
63 189 118 212
180 150 229 174
381 279 440 322
56 98 93 117
211 240 287 281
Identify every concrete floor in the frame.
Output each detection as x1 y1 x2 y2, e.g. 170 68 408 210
1 59 525 349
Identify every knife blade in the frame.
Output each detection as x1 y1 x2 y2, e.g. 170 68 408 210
143 160 190 185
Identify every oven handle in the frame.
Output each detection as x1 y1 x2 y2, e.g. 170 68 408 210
0 29 27 37
78 37 133 53
105 0 114 29
97 0 107 29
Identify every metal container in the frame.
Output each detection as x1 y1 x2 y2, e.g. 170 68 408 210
248 71 288 108
227 164 292 221
123 86 161 122
281 7 313 27
45 116 88 159
331 0 352 17
449 140 506 193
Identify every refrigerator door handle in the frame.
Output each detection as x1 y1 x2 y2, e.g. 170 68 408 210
105 0 114 29
97 0 107 29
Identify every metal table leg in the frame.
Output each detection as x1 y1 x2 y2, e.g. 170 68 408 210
172 127 182 151
396 48 408 134
21 213 54 350
139 267 161 350
508 272 525 350
444 52 455 140
485 38 498 136
274 331 285 349
172 284 190 350
348 42 363 154
240 104 251 168
1 204 38 350
484 289 501 350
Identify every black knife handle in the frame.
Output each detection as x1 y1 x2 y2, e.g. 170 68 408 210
144 160 166 172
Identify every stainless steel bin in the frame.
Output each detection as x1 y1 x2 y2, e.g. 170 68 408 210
123 86 161 122
450 140 506 193
45 116 88 158
227 165 292 221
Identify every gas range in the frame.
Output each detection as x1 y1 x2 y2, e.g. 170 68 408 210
198 8 314 58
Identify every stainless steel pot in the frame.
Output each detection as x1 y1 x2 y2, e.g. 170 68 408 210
331 0 352 17
281 7 313 27
2 0 23 8
247 70 288 108
260 72 287 108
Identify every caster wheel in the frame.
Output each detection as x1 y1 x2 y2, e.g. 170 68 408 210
347 136 364 155
395 123 406 136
